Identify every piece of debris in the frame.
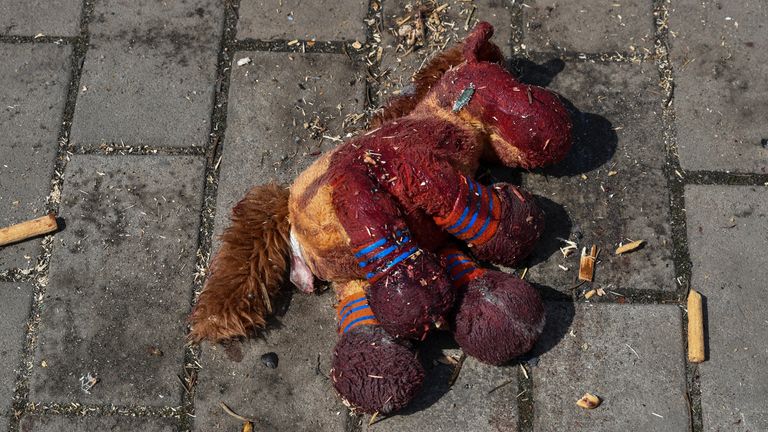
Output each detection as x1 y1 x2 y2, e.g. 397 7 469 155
261 352 279 369
687 289 705 363
576 393 601 409
242 421 254 432
351 40 363 49
595 287 606 297
578 245 598 282
79 372 99 394
452 83 476 112
147 346 163 357
0 213 58 246
236 57 252 67
448 352 467 386
584 289 596 299
558 237 578 257
608 170 618 176
615 239 645 255
34 33 45 39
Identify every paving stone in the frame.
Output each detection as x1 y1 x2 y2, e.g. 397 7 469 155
0 417 6 432
30 155 205 405
519 59 674 293
685 185 768 431
237 0 368 41
363 342 518 432
70 0 224 148
533 302 689 431
193 289 347 432
213 51 364 239
0 44 72 270
0 283 33 413
523 0 654 53
19 415 176 431
0 0 81 37
379 0 513 99
669 0 768 173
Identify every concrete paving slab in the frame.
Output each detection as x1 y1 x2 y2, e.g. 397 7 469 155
364 345 519 432
0 283 33 413
19 415 176 431
523 0 654 53
669 0 768 173
237 0 368 41
520 59 674 293
533 302 689 431
0 44 72 270
685 185 768 431
193 289 346 432
213 51 364 241
0 0 82 37
379 0 512 99
70 0 224 148
30 155 205 406
0 416 6 432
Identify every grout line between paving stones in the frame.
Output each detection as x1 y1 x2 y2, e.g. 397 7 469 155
71 144 208 157
23 401 183 419
0 35 76 44
682 170 768 186
180 1 241 431
7 1 95 431
516 364 534 432
652 1 702 431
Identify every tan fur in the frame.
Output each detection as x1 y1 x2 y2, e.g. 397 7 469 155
289 152 362 281
189 183 291 343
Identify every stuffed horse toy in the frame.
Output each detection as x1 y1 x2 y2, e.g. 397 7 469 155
189 22 573 414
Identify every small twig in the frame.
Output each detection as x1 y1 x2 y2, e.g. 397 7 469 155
219 402 255 423
488 378 516 394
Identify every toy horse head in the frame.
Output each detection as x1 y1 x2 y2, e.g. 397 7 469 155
377 22 573 169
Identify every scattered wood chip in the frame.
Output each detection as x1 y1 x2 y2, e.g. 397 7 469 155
79 372 99 394
578 245 598 282
369 411 380 426
584 289 596 299
596 287 606 297
576 393 601 409
608 170 618 176
448 352 467 387
287 39 299 46
236 57 252 67
242 421 253 432
437 355 459 366
615 240 645 255
351 40 363 49
220 402 255 423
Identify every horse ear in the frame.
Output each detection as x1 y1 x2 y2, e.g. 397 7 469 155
463 21 503 64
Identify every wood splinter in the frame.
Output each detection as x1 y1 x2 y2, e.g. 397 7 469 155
0 214 58 247
578 245 598 282
687 289 705 363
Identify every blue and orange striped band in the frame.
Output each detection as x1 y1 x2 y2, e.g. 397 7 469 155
441 248 485 288
336 293 379 334
353 228 420 283
434 177 501 246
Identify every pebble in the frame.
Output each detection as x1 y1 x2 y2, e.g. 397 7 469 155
261 352 279 369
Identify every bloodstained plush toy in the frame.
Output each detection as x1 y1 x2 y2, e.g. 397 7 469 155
189 22 572 414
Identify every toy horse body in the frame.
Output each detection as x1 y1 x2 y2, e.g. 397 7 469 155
189 23 573 414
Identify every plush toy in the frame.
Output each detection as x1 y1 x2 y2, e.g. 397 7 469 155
189 22 572 414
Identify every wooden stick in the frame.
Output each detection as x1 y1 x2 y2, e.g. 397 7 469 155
0 214 58 247
687 289 705 363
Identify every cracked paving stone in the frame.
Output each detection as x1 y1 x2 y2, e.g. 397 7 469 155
30 155 205 406
669 0 768 173
70 0 224 148
194 290 346 432
0 283 33 414
532 302 689 431
686 185 768 431
379 0 512 100
363 339 518 432
519 59 674 293
523 0 654 54
0 0 82 37
212 51 364 240
19 415 176 431
0 44 72 271
238 0 368 41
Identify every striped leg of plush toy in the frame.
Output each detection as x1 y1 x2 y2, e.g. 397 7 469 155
330 283 424 414
433 177 544 267
332 169 454 339
441 248 545 365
